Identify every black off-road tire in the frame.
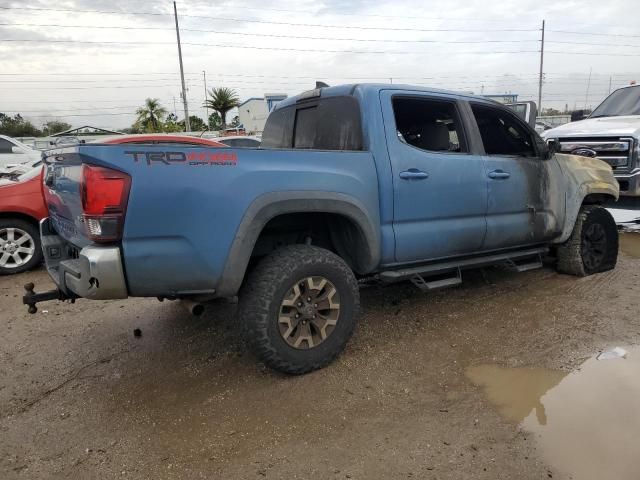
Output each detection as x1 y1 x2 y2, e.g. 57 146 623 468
239 245 360 374
0 219 43 275
557 205 618 276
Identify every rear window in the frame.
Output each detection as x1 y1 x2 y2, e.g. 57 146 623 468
261 96 363 151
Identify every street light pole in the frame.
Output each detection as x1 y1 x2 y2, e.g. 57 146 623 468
173 1 190 132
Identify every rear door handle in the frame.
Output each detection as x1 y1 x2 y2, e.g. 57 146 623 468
488 170 510 179
399 168 429 180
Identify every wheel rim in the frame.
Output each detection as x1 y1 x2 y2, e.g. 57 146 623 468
581 222 607 270
0 227 36 269
278 276 341 350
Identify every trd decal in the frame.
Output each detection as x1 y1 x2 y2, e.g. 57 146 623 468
124 151 237 166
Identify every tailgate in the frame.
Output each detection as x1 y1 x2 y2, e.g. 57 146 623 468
43 148 90 247
43 146 132 248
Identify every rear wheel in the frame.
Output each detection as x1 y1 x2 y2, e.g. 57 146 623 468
239 245 360 374
0 219 42 275
557 205 618 276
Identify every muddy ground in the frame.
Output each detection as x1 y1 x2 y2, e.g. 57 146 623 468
1 233 639 479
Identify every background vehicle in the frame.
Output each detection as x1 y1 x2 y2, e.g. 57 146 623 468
542 84 640 196
28 84 619 374
214 135 261 148
0 135 42 169
0 167 47 274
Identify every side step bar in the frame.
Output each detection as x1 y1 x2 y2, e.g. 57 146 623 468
380 247 548 283
505 254 543 273
410 268 462 292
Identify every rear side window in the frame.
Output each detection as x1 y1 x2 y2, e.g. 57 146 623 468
262 96 363 151
392 96 467 153
471 104 536 157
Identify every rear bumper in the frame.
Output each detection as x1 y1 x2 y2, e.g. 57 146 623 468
40 218 128 300
616 169 640 196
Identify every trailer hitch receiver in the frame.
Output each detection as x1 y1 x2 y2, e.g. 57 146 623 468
22 282 74 314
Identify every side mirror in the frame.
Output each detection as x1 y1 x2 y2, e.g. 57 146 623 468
540 140 558 160
11 146 24 154
571 110 587 122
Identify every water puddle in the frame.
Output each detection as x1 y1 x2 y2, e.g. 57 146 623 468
466 347 640 480
619 232 640 258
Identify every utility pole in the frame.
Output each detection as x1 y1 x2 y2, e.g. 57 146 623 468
584 67 592 109
538 19 545 114
203 70 209 128
173 1 190 132
608 76 612 94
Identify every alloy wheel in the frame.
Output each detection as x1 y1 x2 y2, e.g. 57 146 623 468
0 227 36 269
278 276 341 349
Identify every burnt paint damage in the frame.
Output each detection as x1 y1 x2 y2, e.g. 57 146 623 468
552 153 619 243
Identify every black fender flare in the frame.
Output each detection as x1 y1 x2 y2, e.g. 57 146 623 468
216 191 380 296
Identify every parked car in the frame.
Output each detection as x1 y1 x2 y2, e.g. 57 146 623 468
26 83 619 374
0 166 47 274
541 83 640 196
215 136 261 148
0 135 42 169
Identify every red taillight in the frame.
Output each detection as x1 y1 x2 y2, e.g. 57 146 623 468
80 164 131 242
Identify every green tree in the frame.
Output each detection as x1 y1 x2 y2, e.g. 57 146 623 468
208 112 222 130
203 87 240 129
0 113 42 137
42 120 72 136
186 115 207 131
163 113 183 133
135 98 168 133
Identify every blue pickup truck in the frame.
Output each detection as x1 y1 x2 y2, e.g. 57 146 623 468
25 84 619 374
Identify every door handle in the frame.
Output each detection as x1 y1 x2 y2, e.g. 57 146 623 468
399 168 429 180
488 170 510 179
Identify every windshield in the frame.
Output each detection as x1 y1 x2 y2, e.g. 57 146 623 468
590 85 640 118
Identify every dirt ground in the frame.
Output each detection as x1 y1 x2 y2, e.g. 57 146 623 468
1 234 639 479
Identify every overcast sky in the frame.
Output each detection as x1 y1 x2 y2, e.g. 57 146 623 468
0 0 638 130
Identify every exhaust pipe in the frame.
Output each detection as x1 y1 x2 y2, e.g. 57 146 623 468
181 299 205 316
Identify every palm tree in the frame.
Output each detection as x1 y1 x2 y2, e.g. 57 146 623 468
203 87 240 129
135 98 168 133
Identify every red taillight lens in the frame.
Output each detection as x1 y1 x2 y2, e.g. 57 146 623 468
80 164 131 242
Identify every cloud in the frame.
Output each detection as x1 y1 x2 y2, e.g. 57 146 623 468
0 0 638 129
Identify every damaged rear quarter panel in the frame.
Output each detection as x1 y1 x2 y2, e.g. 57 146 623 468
553 153 619 243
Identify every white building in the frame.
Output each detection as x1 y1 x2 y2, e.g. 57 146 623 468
238 93 287 134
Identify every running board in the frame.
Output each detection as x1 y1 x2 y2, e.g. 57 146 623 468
380 247 548 283
505 254 543 272
410 268 462 292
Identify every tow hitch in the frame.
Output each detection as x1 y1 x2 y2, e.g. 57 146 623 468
22 282 75 314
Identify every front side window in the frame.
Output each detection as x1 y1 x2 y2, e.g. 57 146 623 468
392 97 467 153
471 104 536 157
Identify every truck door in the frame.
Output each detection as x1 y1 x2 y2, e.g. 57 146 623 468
468 102 560 249
380 91 488 263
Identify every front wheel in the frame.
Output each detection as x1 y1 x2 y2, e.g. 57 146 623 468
557 205 618 276
239 245 360 374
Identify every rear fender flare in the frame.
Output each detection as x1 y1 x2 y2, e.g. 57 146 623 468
217 191 380 296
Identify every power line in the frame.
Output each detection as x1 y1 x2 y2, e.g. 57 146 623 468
0 6 538 33
549 29 640 38
0 39 543 55
0 22 542 44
